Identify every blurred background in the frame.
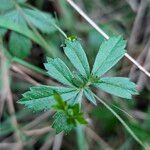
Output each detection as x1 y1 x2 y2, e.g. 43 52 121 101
0 0 150 149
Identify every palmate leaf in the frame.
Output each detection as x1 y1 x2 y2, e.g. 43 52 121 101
64 39 90 78
94 77 138 99
92 36 126 77
19 35 139 135
20 35 137 113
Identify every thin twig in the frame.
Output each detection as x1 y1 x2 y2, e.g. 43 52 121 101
0 53 8 119
2 110 54 143
23 110 54 130
24 126 53 136
52 132 64 150
0 143 22 150
3 58 23 148
40 135 54 150
11 65 40 86
66 0 150 78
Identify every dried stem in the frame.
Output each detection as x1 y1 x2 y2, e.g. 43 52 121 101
52 132 64 150
24 127 53 136
11 65 40 86
2 56 23 148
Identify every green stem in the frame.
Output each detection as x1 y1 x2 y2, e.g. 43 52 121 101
76 125 87 150
93 94 148 150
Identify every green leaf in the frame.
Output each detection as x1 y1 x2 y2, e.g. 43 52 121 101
1 9 28 28
52 94 87 134
0 14 38 42
94 77 138 99
53 92 67 110
71 90 83 106
84 88 97 105
76 116 87 124
9 32 32 58
71 71 87 88
0 27 7 37
0 14 54 56
44 58 74 86
19 85 78 111
0 7 56 34
52 111 75 134
17 0 26 3
23 8 56 33
0 0 14 11
92 36 126 77
72 104 80 115
64 39 90 78
0 0 25 11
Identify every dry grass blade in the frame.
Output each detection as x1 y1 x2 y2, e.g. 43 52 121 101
0 52 23 148
11 65 40 86
52 132 64 150
24 126 53 136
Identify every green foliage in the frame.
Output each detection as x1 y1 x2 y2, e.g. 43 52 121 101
52 92 87 133
20 35 137 108
19 85 78 111
92 106 119 132
52 111 74 134
9 32 32 58
0 0 25 12
44 58 74 86
19 35 138 133
95 77 138 99
64 38 90 78
128 123 150 142
0 27 7 37
0 0 148 148
92 36 126 77
84 88 96 105
0 7 56 33
0 4 56 58
23 8 56 33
